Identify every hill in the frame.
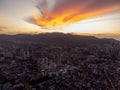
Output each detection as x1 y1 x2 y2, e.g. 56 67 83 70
0 33 118 47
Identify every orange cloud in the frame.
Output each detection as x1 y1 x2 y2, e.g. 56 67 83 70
33 0 120 29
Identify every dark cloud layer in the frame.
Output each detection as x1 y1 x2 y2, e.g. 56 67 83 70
52 0 120 12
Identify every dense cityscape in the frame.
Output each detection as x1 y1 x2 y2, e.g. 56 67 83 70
0 0 120 90
0 33 120 90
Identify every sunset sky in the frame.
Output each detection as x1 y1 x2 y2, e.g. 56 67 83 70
0 0 120 38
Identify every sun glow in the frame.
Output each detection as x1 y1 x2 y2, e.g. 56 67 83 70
61 13 120 34
41 13 120 34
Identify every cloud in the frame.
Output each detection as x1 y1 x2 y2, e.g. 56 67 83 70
32 0 120 29
0 26 7 30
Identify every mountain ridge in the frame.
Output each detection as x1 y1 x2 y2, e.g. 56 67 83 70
0 33 118 47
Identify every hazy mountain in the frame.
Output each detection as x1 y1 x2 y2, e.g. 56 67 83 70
0 33 118 47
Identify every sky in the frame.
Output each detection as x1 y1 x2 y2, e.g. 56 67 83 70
0 0 120 38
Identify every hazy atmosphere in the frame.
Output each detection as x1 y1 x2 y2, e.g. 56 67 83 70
0 0 120 39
